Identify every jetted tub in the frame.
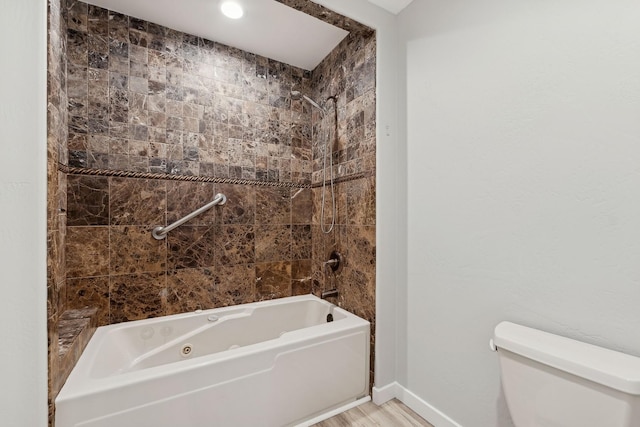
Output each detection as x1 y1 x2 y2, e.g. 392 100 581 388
55 295 370 427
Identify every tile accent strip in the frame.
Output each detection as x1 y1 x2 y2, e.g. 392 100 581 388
310 170 375 188
60 164 372 189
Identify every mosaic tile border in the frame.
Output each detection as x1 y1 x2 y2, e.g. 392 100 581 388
59 164 371 188
309 170 374 188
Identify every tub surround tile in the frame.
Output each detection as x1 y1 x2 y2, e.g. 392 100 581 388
109 272 167 323
291 187 312 224
216 183 256 224
214 224 255 265
347 176 376 226
66 226 109 277
49 0 71 418
56 307 97 396
312 186 338 227
165 268 216 314
212 263 257 305
110 177 166 225
67 276 110 325
167 225 216 270
256 186 291 225
67 175 109 226
291 224 312 260
345 225 376 295
67 1 313 183
309 24 376 392
255 225 291 263
166 181 215 225
291 259 312 295
110 225 167 274
275 0 373 35
59 2 376 399
256 262 291 300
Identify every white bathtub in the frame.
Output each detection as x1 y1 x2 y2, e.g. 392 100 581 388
55 295 370 427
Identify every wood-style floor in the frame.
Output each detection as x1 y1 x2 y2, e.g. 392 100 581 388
312 399 434 427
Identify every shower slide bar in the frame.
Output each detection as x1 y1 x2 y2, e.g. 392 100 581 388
151 193 227 240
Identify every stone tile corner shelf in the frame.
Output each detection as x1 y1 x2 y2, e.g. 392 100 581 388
57 307 98 392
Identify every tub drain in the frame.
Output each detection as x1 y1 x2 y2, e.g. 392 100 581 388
180 343 193 358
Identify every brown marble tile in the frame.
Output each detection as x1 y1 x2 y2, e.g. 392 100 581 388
67 276 110 326
165 268 216 314
291 259 312 296
312 186 338 227
275 0 373 35
109 272 167 323
256 186 291 225
311 225 325 265
57 309 97 397
110 177 166 225
59 2 378 377
291 187 312 224
291 224 311 260
66 226 109 278
255 225 291 263
212 263 256 306
67 175 109 226
110 226 167 274
256 261 291 300
215 183 256 225
47 227 63 303
347 177 375 226
345 225 376 296
166 181 216 225
167 225 216 270
214 225 255 265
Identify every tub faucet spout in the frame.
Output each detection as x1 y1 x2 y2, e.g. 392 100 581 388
321 289 338 299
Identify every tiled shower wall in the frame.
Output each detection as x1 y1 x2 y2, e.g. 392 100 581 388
309 25 377 386
57 0 375 399
63 1 317 324
66 178 314 324
65 1 313 181
47 0 68 418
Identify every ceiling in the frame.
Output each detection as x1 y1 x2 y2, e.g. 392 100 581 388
84 0 349 70
366 0 414 15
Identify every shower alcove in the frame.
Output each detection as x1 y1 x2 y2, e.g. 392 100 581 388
46 0 376 423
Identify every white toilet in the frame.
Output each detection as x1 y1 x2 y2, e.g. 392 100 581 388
492 321 640 427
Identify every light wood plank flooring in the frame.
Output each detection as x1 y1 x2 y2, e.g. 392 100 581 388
312 399 434 427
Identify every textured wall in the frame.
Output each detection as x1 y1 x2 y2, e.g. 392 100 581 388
401 0 640 426
1 0 48 425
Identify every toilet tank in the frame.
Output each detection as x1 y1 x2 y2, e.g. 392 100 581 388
493 322 640 427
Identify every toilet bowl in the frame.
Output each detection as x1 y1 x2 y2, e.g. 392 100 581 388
492 321 640 427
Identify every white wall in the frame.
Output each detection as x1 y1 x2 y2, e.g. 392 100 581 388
313 0 402 392
399 0 640 426
0 0 49 425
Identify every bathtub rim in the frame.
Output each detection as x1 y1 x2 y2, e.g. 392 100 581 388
56 294 370 403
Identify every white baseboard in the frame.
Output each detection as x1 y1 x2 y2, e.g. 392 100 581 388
372 382 463 427
372 382 398 405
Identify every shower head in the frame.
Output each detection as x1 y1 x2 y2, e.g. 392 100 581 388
291 90 325 112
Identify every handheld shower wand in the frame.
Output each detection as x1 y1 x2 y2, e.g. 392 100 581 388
291 90 336 233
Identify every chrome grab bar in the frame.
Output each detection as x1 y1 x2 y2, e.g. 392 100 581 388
152 193 226 240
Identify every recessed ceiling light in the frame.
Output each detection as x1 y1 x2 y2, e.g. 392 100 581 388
221 1 244 19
